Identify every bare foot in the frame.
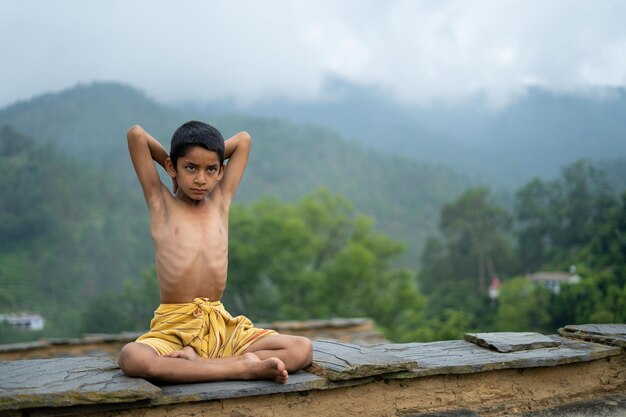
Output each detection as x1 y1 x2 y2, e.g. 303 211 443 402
165 346 200 362
164 348 288 383
246 356 289 384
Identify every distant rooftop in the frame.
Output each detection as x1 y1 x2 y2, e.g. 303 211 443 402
0 312 45 331
528 268 582 294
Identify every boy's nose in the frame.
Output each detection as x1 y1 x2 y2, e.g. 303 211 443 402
194 173 206 184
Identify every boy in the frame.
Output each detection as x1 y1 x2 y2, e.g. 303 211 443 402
118 121 313 384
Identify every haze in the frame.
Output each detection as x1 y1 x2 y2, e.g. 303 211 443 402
2 0 626 110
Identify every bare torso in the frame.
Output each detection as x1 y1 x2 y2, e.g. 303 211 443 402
151 186 229 303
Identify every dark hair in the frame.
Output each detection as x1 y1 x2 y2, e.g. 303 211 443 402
170 121 225 168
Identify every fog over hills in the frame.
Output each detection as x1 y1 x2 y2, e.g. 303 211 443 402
2 81 625 263
190 79 626 188
0 82 473 265
1 81 625 341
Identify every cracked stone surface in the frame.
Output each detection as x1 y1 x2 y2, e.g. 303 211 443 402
464 332 559 352
371 335 621 378
0 331 623 414
154 370 327 405
559 324 626 347
307 340 418 380
0 357 160 411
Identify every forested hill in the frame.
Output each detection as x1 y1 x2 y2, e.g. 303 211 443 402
2 83 625 343
0 126 153 336
0 82 471 263
0 83 185 185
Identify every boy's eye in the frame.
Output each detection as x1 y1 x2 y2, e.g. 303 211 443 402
185 165 196 172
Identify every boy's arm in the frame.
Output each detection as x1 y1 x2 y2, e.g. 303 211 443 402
127 125 169 207
218 131 251 204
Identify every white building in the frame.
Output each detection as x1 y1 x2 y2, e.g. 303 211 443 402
0 313 45 330
527 266 581 295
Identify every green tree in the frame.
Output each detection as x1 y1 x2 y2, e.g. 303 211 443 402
439 187 514 291
549 267 625 329
87 189 428 342
512 161 625 333
583 191 626 283
418 188 516 329
226 189 428 342
0 126 153 342
495 276 552 332
516 160 617 271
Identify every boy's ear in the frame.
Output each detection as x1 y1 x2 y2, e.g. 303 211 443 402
217 164 225 180
165 157 177 178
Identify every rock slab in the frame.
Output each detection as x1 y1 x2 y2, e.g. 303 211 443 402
372 335 621 378
0 357 160 411
308 340 418 381
464 332 559 353
154 370 326 405
559 323 626 347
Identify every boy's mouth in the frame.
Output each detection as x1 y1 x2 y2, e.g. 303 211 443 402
190 188 207 194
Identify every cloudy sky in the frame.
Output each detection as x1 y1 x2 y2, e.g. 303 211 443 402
2 0 626 109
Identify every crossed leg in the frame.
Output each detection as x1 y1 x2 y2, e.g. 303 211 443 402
118 342 289 384
156 334 313 383
243 334 313 373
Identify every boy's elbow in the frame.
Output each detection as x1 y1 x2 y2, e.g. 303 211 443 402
127 125 144 141
238 131 251 143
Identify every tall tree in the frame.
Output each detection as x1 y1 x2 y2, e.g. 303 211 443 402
420 188 515 296
584 191 626 279
418 188 516 333
516 159 617 271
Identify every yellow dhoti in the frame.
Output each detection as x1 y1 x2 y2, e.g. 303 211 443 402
136 298 276 358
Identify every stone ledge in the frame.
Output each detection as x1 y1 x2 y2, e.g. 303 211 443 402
559 323 626 348
0 357 160 411
374 335 620 378
307 340 418 380
1 325 625 417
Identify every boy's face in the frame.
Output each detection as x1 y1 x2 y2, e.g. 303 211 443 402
167 146 224 202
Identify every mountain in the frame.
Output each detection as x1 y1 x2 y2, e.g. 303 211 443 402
2 82 624 342
192 79 626 188
0 82 472 265
0 82 186 184
0 125 153 338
